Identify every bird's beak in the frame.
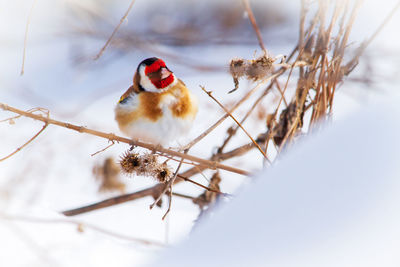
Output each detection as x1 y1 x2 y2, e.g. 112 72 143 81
160 67 172 80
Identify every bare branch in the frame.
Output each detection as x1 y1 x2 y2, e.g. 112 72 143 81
0 102 249 176
20 0 38 75
0 108 49 162
200 86 271 163
94 0 136 60
241 0 267 54
0 213 164 246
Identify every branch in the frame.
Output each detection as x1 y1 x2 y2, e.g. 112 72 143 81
241 0 267 54
0 213 164 246
62 185 164 216
343 0 400 75
0 102 249 176
62 137 254 217
183 71 282 149
20 0 38 75
94 0 137 60
200 86 271 163
1 108 49 162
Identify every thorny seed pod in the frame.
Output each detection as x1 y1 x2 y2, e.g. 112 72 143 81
135 153 158 176
93 157 125 193
119 150 172 183
155 164 172 183
246 56 273 81
229 55 274 93
119 151 141 175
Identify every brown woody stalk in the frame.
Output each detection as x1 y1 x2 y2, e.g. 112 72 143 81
94 0 137 60
0 102 248 176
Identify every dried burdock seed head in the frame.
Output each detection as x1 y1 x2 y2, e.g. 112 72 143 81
119 151 141 175
229 58 246 78
246 55 273 81
229 58 246 93
93 157 125 193
119 150 173 183
136 152 158 176
229 55 274 93
155 164 172 183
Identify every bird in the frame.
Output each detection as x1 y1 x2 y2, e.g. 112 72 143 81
115 57 198 146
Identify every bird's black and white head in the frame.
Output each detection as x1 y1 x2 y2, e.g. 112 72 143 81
136 57 177 92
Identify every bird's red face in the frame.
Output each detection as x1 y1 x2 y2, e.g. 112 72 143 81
144 59 175 89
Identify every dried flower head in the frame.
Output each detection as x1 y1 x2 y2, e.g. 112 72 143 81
246 55 273 81
119 151 141 175
229 55 274 93
155 164 173 183
93 157 125 193
119 150 172 183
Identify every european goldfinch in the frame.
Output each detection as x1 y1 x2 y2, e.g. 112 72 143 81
115 57 198 145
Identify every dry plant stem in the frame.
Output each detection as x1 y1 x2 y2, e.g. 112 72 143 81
218 84 272 153
1 108 49 162
274 80 288 107
241 0 267 54
62 141 248 217
90 141 115 157
150 154 184 211
263 5 319 153
171 192 195 200
0 103 248 176
20 0 38 75
158 154 186 220
91 141 115 156
200 86 271 163
361 0 400 52
0 122 48 162
62 185 165 216
0 213 164 246
327 0 363 113
177 174 228 196
334 0 400 111
94 0 136 60
184 72 282 149
264 66 296 153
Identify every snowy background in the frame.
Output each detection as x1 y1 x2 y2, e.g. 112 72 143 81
1 0 400 266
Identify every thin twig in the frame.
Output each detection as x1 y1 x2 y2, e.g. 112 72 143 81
177 174 229 196
150 152 186 220
20 0 38 75
0 108 49 162
62 141 250 217
241 0 267 54
0 103 248 176
91 141 115 156
94 0 136 60
0 213 164 246
342 0 400 76
171 192 195 200
183 72 282 150
218 86 271 153
199 86 271 163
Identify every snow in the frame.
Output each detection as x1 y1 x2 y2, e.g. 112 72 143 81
148 98 400 267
